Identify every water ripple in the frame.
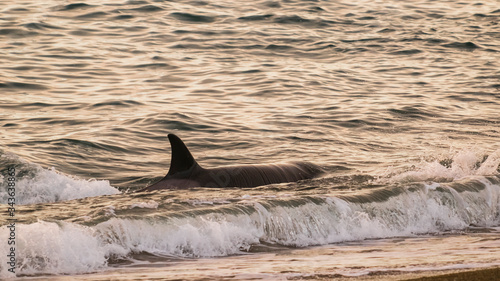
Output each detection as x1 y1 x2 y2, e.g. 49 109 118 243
1 0 499 187
0 81 48 90
171 12 216 23
57 3 93 11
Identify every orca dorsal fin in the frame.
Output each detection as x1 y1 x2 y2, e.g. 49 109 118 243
167 134 200 176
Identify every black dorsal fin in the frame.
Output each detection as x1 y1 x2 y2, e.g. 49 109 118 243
167 134 200 176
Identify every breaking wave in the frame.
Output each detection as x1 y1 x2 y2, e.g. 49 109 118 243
2 175 499 277
0 152 120 205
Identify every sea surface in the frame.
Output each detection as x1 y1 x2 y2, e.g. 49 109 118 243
1 0 500 279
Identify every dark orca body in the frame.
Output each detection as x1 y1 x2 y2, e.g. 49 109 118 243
139 134 323 191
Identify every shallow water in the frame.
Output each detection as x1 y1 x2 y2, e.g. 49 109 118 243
1 0 500 279
15 228 500 280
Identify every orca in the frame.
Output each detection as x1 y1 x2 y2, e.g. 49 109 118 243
139 134 323 191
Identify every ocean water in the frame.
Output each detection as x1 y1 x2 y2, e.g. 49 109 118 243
1 0 500 279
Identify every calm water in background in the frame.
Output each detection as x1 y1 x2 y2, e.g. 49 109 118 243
1 0 500 279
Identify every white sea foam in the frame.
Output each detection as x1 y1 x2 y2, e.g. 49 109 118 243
384 149 500 183
129 200 159 209
0 221 126 278
0 153 120 205
1 150 499 277
255 177 499 246
2 176 498 277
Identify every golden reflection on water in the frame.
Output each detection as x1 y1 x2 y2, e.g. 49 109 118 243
1 1 500 278
1 0 499 181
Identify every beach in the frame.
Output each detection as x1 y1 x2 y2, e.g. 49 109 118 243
1 0 499 278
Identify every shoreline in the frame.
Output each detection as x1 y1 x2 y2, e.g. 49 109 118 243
308 266 500 281
400 267 500 281
16 266 500 280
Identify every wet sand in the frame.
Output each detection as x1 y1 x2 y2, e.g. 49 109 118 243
401 267 500 281
304 266 500 281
